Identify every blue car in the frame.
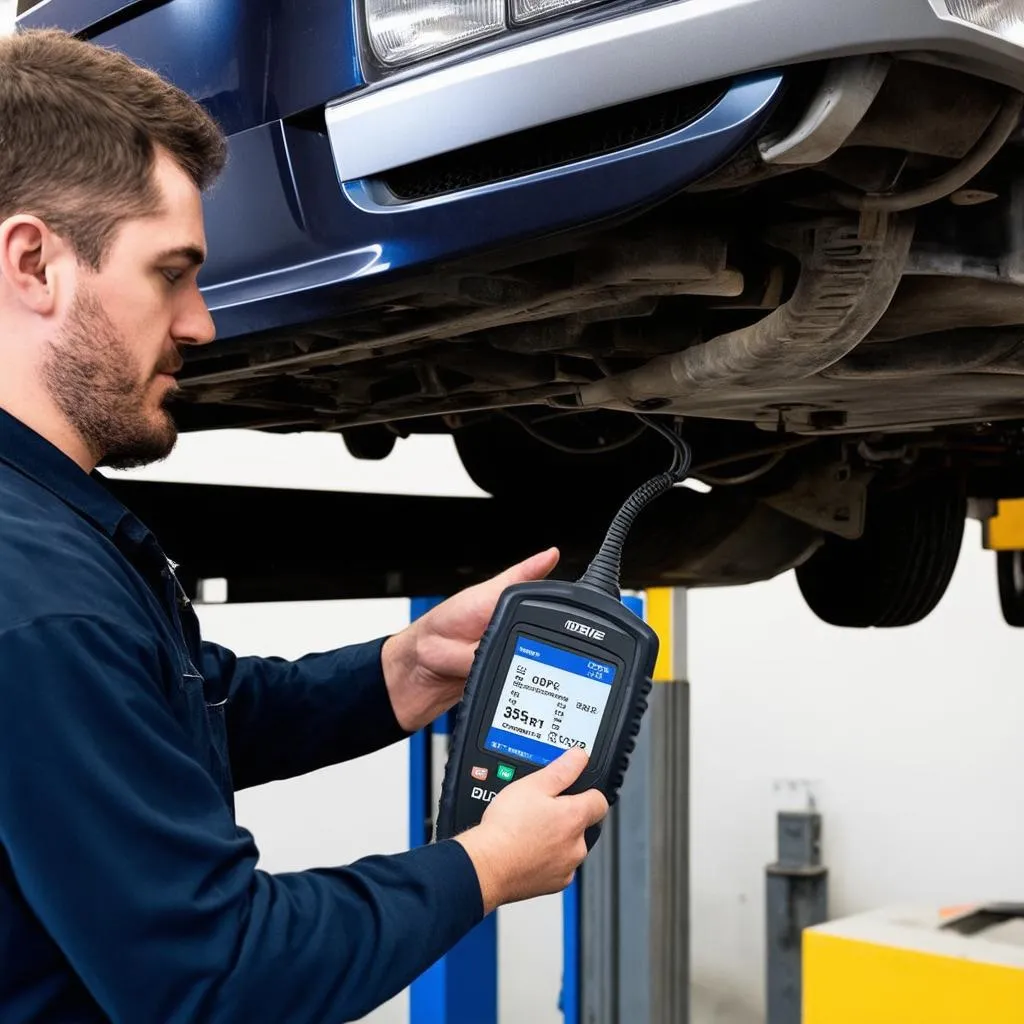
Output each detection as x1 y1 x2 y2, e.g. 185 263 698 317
18 0 1024 627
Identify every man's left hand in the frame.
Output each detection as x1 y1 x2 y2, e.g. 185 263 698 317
381 548 560 733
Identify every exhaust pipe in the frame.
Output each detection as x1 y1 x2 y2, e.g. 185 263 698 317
577 213 914 409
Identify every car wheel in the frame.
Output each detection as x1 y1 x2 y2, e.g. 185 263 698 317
997 550 1024 627
795 476 966 628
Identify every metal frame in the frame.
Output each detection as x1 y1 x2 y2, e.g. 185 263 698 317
103 477 712 605
766 812 828 1024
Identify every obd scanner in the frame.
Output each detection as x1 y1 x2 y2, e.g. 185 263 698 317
435 419 692 849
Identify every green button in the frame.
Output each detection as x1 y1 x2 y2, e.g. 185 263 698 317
496 764 515 782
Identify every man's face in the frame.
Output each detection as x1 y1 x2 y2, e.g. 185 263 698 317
42 149 215 469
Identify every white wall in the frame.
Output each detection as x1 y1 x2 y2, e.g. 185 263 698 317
1 1 16 34
113 431 1024 1024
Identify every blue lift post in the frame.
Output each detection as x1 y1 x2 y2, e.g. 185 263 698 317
559 591 646 1024
408 597 498 1024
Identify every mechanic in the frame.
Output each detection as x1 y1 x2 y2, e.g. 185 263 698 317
0 29 609 1024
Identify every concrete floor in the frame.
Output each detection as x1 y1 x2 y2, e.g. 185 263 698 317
692 984 762 1024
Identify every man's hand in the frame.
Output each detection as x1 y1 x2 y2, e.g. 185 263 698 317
380 548 560 733
454 748 608 913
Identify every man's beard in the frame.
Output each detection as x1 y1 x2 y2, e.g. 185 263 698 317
42 288 181 470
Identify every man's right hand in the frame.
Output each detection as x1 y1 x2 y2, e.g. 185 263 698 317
453 748 609 914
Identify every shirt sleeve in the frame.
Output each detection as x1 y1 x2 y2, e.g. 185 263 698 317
200 636 409 790
0 615 483 1024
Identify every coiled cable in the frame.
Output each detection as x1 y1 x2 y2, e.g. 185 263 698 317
577 416 693 598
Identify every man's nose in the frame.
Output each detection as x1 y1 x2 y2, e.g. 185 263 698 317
174 284 217 348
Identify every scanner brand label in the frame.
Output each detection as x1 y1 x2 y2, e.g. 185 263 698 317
471 787 497 803
564 619 606 640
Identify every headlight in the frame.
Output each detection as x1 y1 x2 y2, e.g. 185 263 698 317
366 0 506 67
365 0 612 67
511 0 601 23
943 0 1024 43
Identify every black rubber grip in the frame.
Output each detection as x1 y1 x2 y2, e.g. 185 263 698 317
603 675 653 807
434 620 498 842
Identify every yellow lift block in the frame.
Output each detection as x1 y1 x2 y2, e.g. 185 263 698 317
803 905 1024 1024
984 498 1024 552
981 499 1024 626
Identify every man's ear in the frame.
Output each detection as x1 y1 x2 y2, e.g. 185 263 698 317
0 216 70 317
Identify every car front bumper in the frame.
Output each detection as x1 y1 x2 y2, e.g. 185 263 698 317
326 0 1024 182
199 71 782 340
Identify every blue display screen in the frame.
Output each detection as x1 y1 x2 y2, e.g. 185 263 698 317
484 634 616 767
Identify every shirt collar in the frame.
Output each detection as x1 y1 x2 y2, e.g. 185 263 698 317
0 406 153 549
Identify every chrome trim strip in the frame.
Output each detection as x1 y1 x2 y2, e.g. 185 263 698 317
339 73 781 214
327 0 1024 182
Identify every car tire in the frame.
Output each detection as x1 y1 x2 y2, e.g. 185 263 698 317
997 550 1024 627
795 476 966 628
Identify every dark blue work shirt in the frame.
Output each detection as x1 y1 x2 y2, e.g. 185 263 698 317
0 408 483 1023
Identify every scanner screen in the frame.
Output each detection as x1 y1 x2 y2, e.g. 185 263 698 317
482 635 616 767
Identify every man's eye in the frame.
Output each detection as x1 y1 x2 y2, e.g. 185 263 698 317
161 269 184 285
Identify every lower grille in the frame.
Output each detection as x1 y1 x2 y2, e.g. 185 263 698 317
379 81 726 202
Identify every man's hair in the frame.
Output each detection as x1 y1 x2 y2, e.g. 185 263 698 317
0 29 227 269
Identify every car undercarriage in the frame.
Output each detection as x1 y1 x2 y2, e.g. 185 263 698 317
172 56 1024 625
